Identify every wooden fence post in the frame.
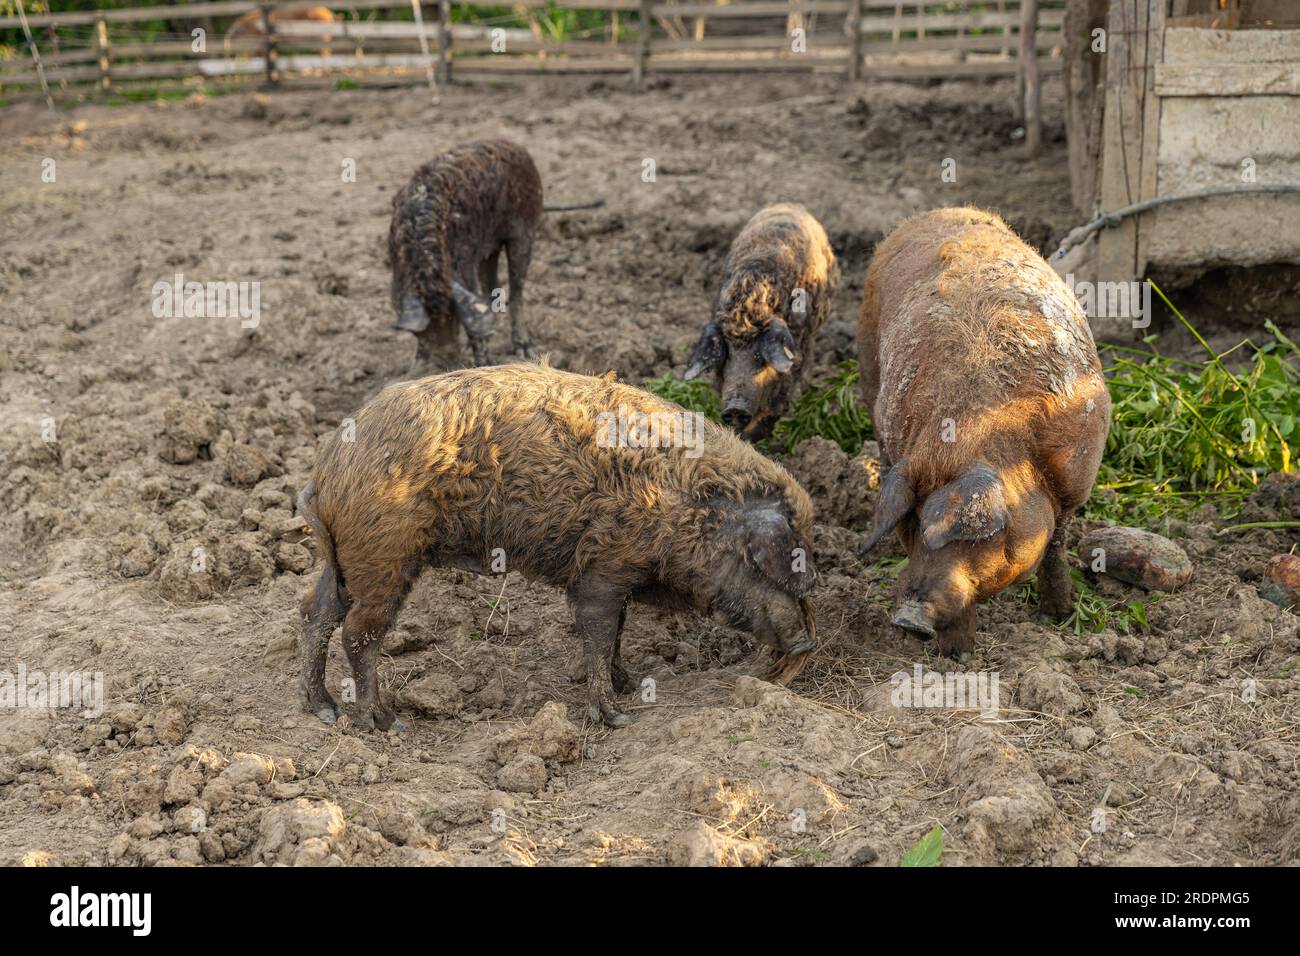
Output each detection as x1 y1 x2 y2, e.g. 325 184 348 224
1096 0 1147 290
633 0 652 89
846 0 862 82
437 0 451 85
1020 0 1041 155
260 4 278 88
410 0 439 101
94 16 111 94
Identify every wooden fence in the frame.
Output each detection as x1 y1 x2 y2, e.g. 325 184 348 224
0 0 1065 94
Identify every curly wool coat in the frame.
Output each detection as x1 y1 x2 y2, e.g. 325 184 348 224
309 362 814 603
388 140 543 366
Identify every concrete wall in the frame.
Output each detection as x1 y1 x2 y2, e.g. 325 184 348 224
1145 27 1300 271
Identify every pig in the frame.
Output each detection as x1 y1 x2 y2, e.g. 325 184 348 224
856 207 1111 655
683 203 839 440
388 140 542 371
226 6 336 39
296 362 818 731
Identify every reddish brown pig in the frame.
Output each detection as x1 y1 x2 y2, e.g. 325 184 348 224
684 204 838 440
296 363 818 731
226 6 336 39
856 208 1111 655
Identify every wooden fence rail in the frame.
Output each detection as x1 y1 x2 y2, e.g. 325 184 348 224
1 1 1065 94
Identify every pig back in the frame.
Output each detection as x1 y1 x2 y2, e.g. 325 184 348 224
860 208 1109 509
717 204 838 342
311 364 813 590
390 141 542 309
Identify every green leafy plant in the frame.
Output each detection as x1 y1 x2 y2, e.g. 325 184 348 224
643 373 721 421
899 824 943 867
1014 566 1155 637
773 361 875 455
1086 282 1297 524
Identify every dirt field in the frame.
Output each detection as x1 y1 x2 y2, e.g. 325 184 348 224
2 73 1298 867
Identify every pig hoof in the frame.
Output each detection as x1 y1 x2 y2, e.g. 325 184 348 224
513 340 535 359
589 702 632 728
315 706 338 725
1039 600 1072 622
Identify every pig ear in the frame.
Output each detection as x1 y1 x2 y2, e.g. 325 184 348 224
684 322 726 381
857 459 914 556
744 507 815 594
452 282 494 338
393 294 430 332
759 319 797 375
920 463 1009 550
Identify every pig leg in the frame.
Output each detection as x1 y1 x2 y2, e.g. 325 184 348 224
298 563 347 723
505 233 535 359
467 331 492 368
340 602 405 733
935 606 977 658
1038 517 1074 621
610 603 634 694
570 575 632 728
479 249 501 306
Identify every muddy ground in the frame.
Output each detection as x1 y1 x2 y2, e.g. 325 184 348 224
2 73 1298 867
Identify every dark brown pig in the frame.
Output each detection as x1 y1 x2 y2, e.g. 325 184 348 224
388 140 542 371
684 203 839 440
856 208 1111 655
296 363 818 731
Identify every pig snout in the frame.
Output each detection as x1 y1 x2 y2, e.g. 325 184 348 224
891 600 937 640
892 556 977 640
749 594 811 654
719 359 767 437
720 372 756 430
721 400 752 430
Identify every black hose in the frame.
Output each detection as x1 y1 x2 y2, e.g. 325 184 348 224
1053 184 1300 260
543 200 606 213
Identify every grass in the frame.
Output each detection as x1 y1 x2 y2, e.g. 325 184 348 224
644 361 875 456
1015 571 1153 637
642 373 722 423
1086 284 1298 524
772 361 875 456
899 824 943 867
104 84 232 106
